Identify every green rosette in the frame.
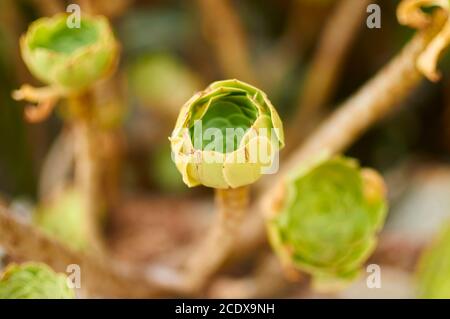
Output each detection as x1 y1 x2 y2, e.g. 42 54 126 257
0 263 75 299
170 79 284 189
21 13 118 93
266 156 388 291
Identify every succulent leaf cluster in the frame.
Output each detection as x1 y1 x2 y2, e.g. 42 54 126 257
21 13 118 93
170 79 284 189
266 156 387 291
0 263 75 299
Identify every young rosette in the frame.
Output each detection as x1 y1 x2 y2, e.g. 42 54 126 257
0 263 75 299
20 13 118 93
416 225 450 298
265 156 387 291
170 79 284 189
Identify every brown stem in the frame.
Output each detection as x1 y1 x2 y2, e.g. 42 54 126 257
195 0 256 84
281 12 446 177
209 254 297 298
70 93 104 253
183 186 250 293
285 0 372 152
0 206 168 298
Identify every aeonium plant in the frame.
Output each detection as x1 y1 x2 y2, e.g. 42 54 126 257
0 262 75 299
13 13 120 252
14 13 118 120
264 155 387 292
170 79 284 290
170 79 284 189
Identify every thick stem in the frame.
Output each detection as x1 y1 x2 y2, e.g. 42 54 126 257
281 13 445 176
70 93 104 253
184 186 250 293
209 254 296 298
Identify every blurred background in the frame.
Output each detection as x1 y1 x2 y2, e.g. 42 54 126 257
1 0 450 298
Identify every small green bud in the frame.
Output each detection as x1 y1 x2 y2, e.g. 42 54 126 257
170 79 285 189
265 156 388 291
34 188 89 251
21 13 119 93
0 263 75 299
416 225 450 298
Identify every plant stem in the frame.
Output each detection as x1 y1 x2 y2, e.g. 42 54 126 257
184 186 250 293
281 12 446 177
209 254 295 298
69 93 104 253
285 0 371 152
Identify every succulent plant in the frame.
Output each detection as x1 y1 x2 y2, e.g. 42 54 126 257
0 263 75 299
170 79 284 189
416 224 450 298
13 13 120 123
34 187 90 251
265 156 387 291
20 13 118 93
